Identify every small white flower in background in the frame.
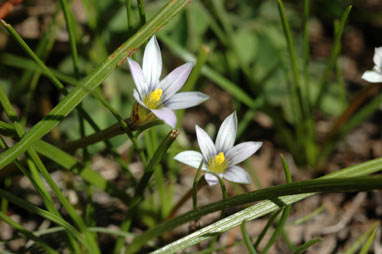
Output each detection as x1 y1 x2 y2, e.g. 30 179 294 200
128 36 209 128
361 46 382 83
174 112 262 186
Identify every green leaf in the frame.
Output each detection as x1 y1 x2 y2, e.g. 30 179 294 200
0 0 190 170
126 158 382 253
33 140 131 204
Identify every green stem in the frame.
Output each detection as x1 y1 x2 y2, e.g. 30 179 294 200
60 118 161 151
125 157 382 253
34 140 131 204
262 155 293 253
114 129 179 254
344 222 380 254
253 209 282 249
359 227 377 254
0 0 191 170
137 0 147 26
176 44 211 128
277 0 305 120
314 6 352 108
0 86 82 252
0 18 119 166
207 171 227 217
158 34 258 108
0 189 90 250
302 0 310 103
0 53 79 86
0 211 59 254
293 238 322 254
280 154 292 183
192 159 205 209
241 220 257 254
125 0 133 36
92 88 147 164
261 205 292 253
59 0 80 79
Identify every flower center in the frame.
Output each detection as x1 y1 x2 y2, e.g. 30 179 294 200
144 88 163 109
207 152 229 173
215 152 225 164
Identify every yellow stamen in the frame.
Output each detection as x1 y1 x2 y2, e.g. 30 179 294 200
148 88 162 103
215 152 225 164
207 152 228 173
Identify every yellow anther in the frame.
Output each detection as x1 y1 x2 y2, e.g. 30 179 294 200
215 152 225 165
149 88 163 103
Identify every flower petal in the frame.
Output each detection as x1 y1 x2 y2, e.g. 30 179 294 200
196 125 216 160
165 92 209 110
373 47 382 69
142 36 162 90
159 62 194 100
128 58 147 96
133 89 146 108
226 141 262 165
174 151 207 169
215 112 237 153
223 165 251 184
151 107 176 128
204 172 222 186
361 70 382 83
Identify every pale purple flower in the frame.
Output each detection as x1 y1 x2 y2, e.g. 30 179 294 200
174 112 262 186
361 46 382 83
128 36 209 128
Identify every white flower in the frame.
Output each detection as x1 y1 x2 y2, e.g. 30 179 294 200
128 36 209 128
174 112 262 185
361 46 382 83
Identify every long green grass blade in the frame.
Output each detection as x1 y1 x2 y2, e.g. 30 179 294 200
0 0 190 170
193 159 205 209
253 209 282 249
0 54 79 86
33 140 131 204
158 34 259 108
125 0 133 36
59 0 80 78
293 205 325 225
277 0 304 119
0 211 58 254
114 129 179 253
359 226 377 254
16 3 61 96
314 6 352 108
151 176 382 254
241 220 257 254
126 157 382 253
344 222 380 254
0 85 82 252
293 238 322 254
0 189 90 250
261 155 293 252
302 0 310 101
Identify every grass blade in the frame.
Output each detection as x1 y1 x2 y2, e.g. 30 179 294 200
241 220 257 254
314 6 352 108
33 140 131 204
0 189 90 250
0 0 191 170
276 0 304 119
0 211 59 254
126 157 382 253
345 222 380 254
293 238 322 254
114 129 179 253
359 226 378 254
158 34 259 108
